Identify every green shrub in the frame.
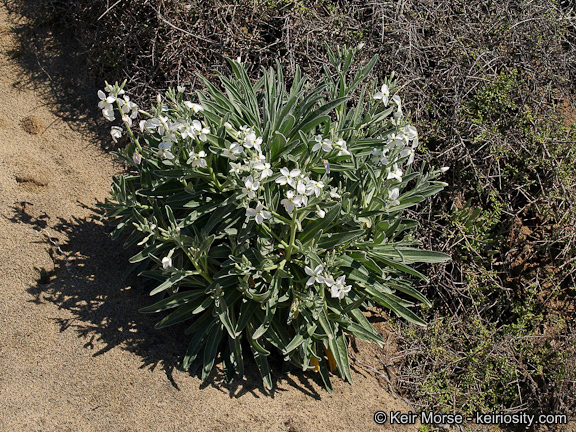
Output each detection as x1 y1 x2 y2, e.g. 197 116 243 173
99 46 449 390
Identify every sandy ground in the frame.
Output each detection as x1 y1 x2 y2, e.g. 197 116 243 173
0 4 417 431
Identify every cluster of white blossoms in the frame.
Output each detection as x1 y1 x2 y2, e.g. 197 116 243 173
373 83 403 121
304 264 352 300
139 106 210 164
220 126 276 224
223 126 333 224
98 83 139 142
370 125 419 183
371 86 423 209
312 135 350 156
277 168 325 215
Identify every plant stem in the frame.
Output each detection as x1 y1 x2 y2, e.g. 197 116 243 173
270 210 292 225
180 245 213 283
260 223 289 249
285 210 298 262
208 165 223 191
115 100 143 153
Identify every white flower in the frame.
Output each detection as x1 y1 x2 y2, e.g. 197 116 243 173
242 175 260 199
329 187 341 199
183 101 203 113
102 107 115 122
400 147 415 165
335 138 351 156
98 89 116 121
440 166 450 172
249 152 266 165
187 150 207 168
388 188 400 206
275 167 301 187
330 276 352 300
98 89 116 106
392 95 403 120
229 162 244 174
120 96 138 119
246 202 271 225
371 148 389 166
243 132 263 152
281 190 306 214
133 151 142 165
312 135 333 152
305 264 325 286
295 180 307 195
306 179 324 197
230 142 244 155
254 161 273 179
281 190 297 214
110 126 122 143
158 150 174 160
177 85 186 93
404 125 418 141
158 141 175 160
387 165 403 181
121 114 133 128
317 209 326 218
162 257 173 269
373 84 390 106
192 120 210 142
144 118 162 131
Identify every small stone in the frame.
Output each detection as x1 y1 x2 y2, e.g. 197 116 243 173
20 116 43 134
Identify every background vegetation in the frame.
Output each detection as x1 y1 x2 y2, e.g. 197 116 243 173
12 0 576 429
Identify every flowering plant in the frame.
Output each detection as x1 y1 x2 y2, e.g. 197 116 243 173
100 46 449 391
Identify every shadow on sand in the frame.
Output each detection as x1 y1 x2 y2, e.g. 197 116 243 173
12 198 329 399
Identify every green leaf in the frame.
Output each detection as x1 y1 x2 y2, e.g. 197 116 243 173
227 334 244 380
344 322 384 344
316 345 334 393
182 320 214 370
390 248 451 264
317 230 365 250
299 203 341 246
327 332 352 383
236 299 259 336
156 296 213 329
251 301 275 340
283 321 317 355
366 251 428 280
215 285 237 339
149 271 199 296
129 243 172 263
202 324 223 380
349 308 384 345
139 290 205 313
251 345 273 390
271 131 287 161
385 280 431 307
364 285 426 326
